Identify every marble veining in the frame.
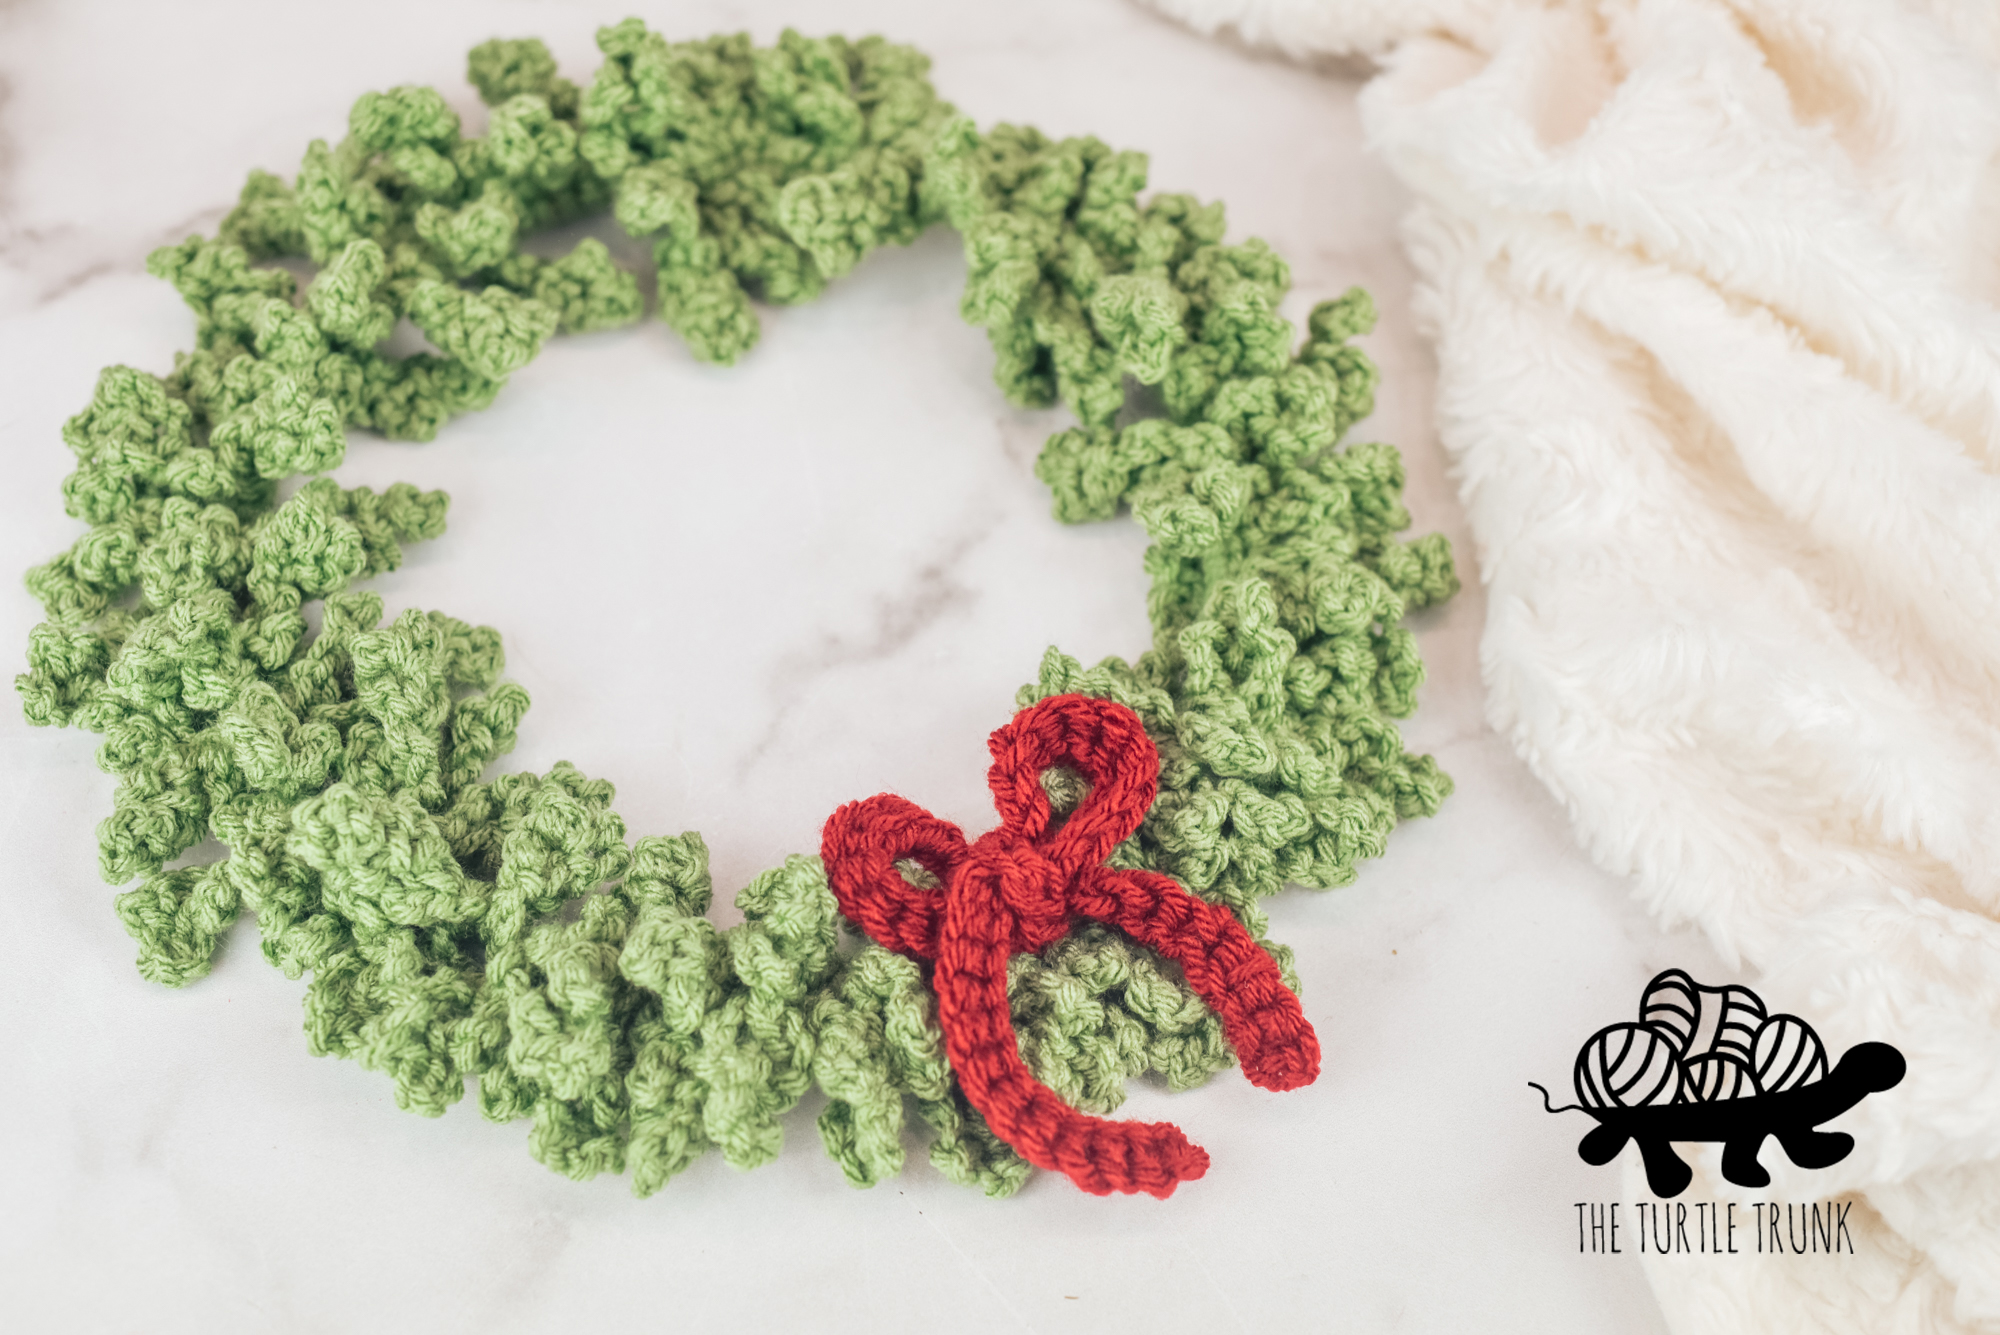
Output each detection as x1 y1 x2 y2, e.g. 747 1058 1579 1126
741 506 997 784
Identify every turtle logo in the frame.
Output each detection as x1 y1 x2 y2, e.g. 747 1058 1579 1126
1531 970 1905 1198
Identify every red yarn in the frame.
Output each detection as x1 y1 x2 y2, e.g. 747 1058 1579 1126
820 694 1321 1198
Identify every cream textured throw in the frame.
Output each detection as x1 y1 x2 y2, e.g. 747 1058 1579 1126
1140 0 2000 1329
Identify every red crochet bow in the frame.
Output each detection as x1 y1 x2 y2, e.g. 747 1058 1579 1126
820 693 1321 1198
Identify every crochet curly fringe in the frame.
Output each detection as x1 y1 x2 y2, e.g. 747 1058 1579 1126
16 21 1457 1197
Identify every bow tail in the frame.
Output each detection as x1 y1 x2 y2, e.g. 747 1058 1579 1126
933 867 1211 1199
1077 866 1322 1093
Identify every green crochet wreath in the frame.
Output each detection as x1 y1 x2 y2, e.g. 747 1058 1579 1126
16 22 1457 1197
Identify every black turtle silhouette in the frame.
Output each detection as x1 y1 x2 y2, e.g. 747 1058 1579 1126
1535 1041 1905 1197
1533 972 1906 1198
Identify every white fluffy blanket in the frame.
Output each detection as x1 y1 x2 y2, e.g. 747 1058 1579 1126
1140 0 2000 1329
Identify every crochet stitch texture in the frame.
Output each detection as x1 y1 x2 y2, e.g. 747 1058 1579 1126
16 21 1457 1197
824 693 1322 1197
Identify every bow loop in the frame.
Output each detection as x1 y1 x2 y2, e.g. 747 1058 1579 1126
984 692 1159 878
821 793 965 961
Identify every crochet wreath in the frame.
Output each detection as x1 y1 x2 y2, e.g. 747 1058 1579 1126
16 22 1457 1198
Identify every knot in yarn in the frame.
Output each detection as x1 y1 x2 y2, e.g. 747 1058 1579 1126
964 830 1068 952
970 693 1158 951
821 694 1321 1197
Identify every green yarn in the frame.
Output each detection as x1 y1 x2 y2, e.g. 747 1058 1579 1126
16 22 1457 1198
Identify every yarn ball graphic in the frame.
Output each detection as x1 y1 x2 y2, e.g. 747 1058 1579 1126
1537 970 1906 1197
1575 1023 1685 1108
1639 969 1700 1053
1626 970 1777 1095
1708 985 1767 1065
1683 1052 1757 1102
1753 1014 1831 1092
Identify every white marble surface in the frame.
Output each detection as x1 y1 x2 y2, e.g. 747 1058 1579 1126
0 2 1733 1330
